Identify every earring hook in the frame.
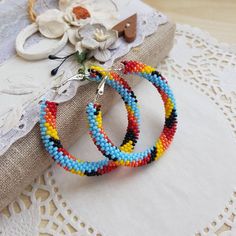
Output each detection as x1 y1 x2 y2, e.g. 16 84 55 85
50 63 124 102
93 75 108 103
51 72 89 92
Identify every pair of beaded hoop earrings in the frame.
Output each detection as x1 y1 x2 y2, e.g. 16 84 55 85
39 61 177 176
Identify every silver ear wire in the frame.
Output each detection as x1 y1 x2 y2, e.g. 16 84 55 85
50 63 124 103
51 72 89 92
91 64 124 103
100 63 124 73
111 62 125 73
93 75 108 103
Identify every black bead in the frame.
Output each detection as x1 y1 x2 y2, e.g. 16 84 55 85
148 146 157 164
165 109 177 128
49 137 63 148
151 71 161 77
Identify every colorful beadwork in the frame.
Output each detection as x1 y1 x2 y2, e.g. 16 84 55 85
39 70 140 176
87 61 178 167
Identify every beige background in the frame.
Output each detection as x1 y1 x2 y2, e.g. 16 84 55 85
145 0 236 44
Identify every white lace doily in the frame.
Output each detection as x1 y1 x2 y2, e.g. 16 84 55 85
0 0 167 155
1 24 236 236
0 0 58 63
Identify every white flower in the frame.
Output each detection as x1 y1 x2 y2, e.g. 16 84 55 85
36 9 68 38
64 4 91 27
94 28 110 42
59 0 118 28
77 23 119 62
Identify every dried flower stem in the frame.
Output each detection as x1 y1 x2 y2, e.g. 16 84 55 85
28 0 37 22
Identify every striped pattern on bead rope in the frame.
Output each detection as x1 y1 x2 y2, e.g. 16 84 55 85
87 61 177 167
39 70 140 176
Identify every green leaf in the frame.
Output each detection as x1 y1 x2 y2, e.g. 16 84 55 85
75 51 88 64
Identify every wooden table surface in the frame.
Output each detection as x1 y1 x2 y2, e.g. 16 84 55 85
145 0 236 44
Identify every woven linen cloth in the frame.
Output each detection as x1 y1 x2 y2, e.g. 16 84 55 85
0 22 175 210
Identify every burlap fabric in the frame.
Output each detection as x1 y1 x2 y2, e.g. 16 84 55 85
0 22 176 210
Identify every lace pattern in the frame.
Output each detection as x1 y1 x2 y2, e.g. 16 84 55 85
1 24 236 235
158 24 236 236
0 0 167 155
0 168 102 236
0 0 58 63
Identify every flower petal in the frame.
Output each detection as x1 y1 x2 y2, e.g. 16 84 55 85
86 50 95 59
37 9 68 38
107 29 118 40
78 23 106 39
93 48 111 62
81 38 99 50
99 32 118 50
86 0 119 28
59 0 71 11
64 6 77 24
109 39 121 50
67 28 77 45
75 42 83 53
64 3 92 27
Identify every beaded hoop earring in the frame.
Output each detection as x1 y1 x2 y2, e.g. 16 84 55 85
39 69 140 176
87 61 177 167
